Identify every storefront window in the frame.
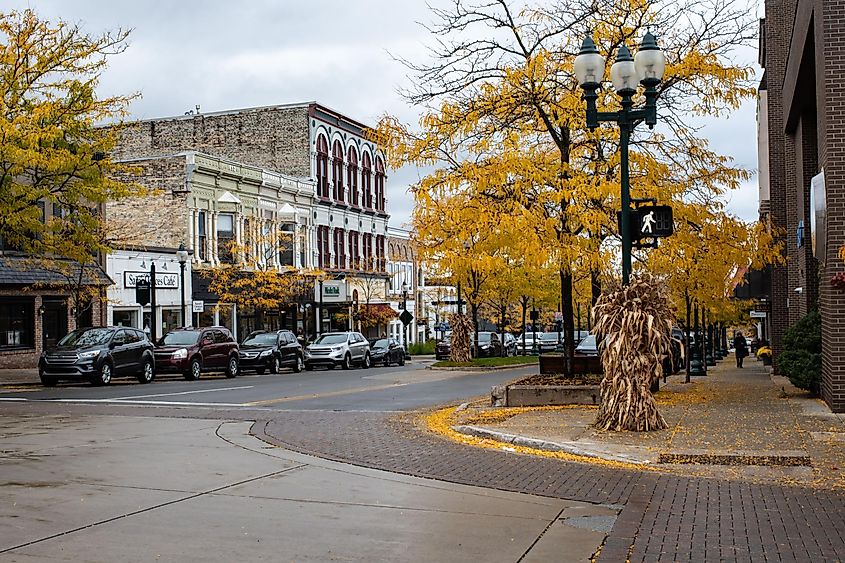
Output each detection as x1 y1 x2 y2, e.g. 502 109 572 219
113 310 138 328
162 309 182 333
0 298 34 349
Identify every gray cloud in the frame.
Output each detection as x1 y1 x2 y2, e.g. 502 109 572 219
2 0 760 226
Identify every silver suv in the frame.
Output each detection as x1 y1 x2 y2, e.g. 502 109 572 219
304 332 371 370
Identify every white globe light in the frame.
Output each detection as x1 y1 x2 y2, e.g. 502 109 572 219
610 45 638 94
574 36 605 87
635 32 666 82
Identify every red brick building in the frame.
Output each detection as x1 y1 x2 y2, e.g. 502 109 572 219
761 0 845 410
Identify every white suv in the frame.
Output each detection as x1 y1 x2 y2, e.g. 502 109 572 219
304 332 371 370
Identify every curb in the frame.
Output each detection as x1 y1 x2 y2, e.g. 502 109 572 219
451 424 650 465
428 363 538 371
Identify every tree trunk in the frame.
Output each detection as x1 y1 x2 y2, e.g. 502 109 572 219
591 269 602 306
471 302 479 359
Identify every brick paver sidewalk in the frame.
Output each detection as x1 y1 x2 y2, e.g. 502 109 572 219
255 359 845 562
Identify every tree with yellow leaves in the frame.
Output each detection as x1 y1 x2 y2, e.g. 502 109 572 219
0 10 143 255
373 0 761 375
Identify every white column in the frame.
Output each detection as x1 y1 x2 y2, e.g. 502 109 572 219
192 209 200 264
186 206 194 256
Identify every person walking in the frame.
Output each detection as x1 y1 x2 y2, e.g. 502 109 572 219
733 331 748 368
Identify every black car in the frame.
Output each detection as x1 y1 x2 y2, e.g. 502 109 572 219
369 338 406 367
239 330 304 374
39 327 155 386
435 335 451 360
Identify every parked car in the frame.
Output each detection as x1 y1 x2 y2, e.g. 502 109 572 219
369 338 406 366
238 330 304 374
304 332 371 370
473 332 507 357
39 327 155 386
154 327 239 380
574 334 599 356
502 333 517 356
435 335 451 360
517 332 560 354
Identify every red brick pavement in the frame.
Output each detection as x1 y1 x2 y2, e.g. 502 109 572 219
255 411 845 562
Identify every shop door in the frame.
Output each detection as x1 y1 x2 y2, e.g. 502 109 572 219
42 301 68 348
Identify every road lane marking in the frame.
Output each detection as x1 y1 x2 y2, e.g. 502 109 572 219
109 386 252 400
0 398 246 407
244 381 410 406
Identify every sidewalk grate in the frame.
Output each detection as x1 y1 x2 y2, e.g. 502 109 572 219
658 450 811 466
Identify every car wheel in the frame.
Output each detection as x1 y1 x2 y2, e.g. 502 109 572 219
137 359 154 384
398 354 405 366
293 355 304 373
342 354 352 370
184 358 201 381
225 356 238 378
92 362 112 386
362 352 371 369
384 357 391 367
39 371 57 387
270 356 281 374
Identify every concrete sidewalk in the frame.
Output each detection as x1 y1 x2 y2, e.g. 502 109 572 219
451 358 845 489
0 368 40 387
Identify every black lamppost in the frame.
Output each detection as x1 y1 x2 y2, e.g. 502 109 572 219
456 281 463 315
402 280 409 347
689 300 705 376
705 309 716 366
176 243 188 327
140 259 158 343
575 32 666 285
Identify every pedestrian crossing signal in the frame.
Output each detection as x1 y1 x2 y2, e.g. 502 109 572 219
632 205 673 239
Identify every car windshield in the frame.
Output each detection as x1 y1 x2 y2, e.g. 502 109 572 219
577 335 597 350
243 333 277 346
314 334 348 345
57 328 113 347
478 333 491 342
372 339 389 348
159 331 201 346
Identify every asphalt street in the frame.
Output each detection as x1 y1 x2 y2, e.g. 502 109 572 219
0 362 534 411
0 414 612 562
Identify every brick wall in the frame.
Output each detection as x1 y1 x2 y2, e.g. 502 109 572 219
821 0 845 412
107 157 191 249
113 105 311 177
764 0 797 362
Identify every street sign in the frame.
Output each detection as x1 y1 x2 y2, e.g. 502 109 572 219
400 310 414 327
135 279 150 306
192 300 204 313
750 311 767 319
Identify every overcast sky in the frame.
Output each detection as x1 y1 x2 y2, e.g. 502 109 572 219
6 0 761 228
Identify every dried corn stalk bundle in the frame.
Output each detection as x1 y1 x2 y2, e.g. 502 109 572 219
593 274 674 431
448 313 474 363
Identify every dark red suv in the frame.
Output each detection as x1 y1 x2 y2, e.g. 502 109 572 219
154 327 239 380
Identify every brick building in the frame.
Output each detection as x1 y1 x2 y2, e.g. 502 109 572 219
761 0 845 411
112 102 392 339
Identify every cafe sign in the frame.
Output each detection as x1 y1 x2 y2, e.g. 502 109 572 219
124 271 179 290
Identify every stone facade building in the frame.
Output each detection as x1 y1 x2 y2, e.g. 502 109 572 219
761 0 845 411
387 228 421 345
111 102 393 340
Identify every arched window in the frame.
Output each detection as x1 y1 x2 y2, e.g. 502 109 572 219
347 147 359 207
316 135 329 199
375 157 386 212
361 153 372 209
332 140 344 202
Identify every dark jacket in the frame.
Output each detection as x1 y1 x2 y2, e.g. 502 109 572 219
733 335 748 357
